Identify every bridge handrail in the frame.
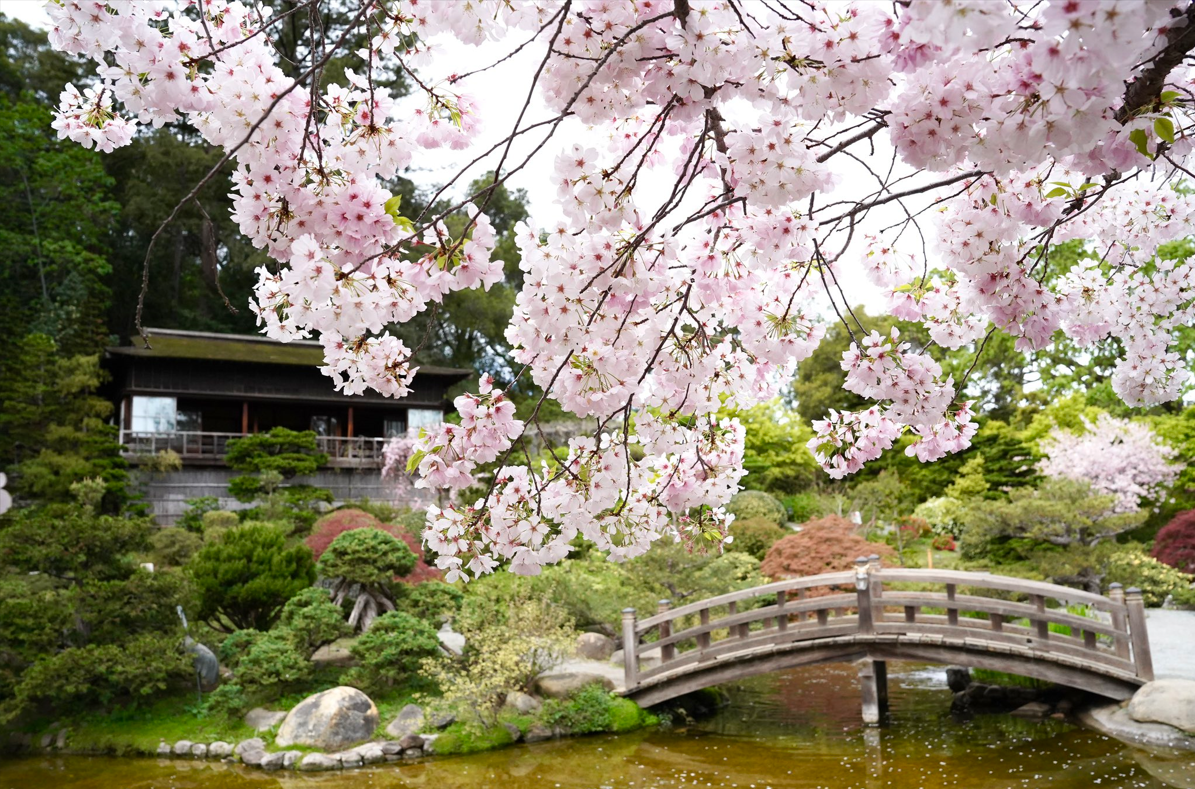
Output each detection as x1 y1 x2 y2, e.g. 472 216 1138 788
871 568 1123 612
621 562 1154 693
634 571 855 633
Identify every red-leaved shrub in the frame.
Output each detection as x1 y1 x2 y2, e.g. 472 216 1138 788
306 508 440 584
1152 509 1195 574
760 515 895 583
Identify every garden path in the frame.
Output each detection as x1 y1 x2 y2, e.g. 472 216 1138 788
1144 609 1195 681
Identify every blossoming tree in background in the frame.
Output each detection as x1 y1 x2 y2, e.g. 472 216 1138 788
46 0 1195 580
1038 414 1180 514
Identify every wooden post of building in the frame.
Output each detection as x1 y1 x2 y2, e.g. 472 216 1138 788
622 608 638 689
241 401 249 435
347 406 354 439
1124 588 1154 681
1108 583 1131 660
657 600 674 664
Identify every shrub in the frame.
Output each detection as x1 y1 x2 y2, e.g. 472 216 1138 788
0 504 152 584
726 491 787 526
202 509 240 534
277 587 350 658
541 683 620 734
896 516 931 540
425 594 575 727
782 492 823 524
307 508 440 583
345 611 440 692
318 528 418 631
1105 545 1195 607
188 522 315 631
0 634 191 723
72 568 192 647
218 628 264 667
150 527 204 567
727 517 789 561
202 683 249 718
761 515 894 580
234 632 313 692
178 496 220 533
395 581 464 625
913 496 964 537
931 534 957 552
1153 510 1195 574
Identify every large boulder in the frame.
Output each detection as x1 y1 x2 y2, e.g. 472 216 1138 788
385 703 425 738
576 633 616 661
1129 680 1195 734
275 687 379 751
532 672 615 699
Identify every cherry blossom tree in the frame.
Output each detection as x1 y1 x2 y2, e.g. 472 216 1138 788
1038 413 1180 513
44 0 1195 580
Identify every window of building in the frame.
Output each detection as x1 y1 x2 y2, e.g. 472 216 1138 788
310 415 340 436
383 416 407 438
131 396 177 433
176 410 202 432
407 408 443 431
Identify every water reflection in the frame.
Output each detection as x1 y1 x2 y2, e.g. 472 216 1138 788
2 662 1192 789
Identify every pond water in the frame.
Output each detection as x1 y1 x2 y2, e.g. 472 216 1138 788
3 663 1194 789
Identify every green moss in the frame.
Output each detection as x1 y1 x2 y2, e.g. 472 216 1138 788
608 698 643 732
63 692 257 755
430 721 515 755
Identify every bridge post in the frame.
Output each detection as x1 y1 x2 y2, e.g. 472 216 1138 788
657 600 674 664
1124 588 1154 681
855 557 887 724
1107 583 1131 660
622 608 638 689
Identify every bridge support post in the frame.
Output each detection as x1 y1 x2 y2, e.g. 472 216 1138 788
622 608 638 689
1125 588 1154 681
858 659 887 725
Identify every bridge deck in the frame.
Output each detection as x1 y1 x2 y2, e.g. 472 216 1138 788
619 560 1153 712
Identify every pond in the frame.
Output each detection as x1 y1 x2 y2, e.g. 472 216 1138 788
3 663 1193 788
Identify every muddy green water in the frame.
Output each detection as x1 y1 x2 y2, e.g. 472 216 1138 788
3 663 1194 788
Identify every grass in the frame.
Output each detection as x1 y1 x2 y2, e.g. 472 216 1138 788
63 692 258 756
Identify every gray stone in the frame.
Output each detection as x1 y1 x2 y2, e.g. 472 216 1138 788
945 666 971 693
1011 701 1052 719
298 752 342 772
259 751 287 771
234 738 267 766
437 622 465 656
576 633 616 661
244 707 287 732
1130 679 1195 733
431 711 456 729
156 741 172 757
524 724 554 743
208 741 233 758
503 722 523 743
381 740 404 756
505 691 542 714
283 750 302 769
336 749 363 768
190 743 208 759
173 740 193 756
311 640 357 669
420 733 439 754
610 649 660 671
385 703 425 738
39 733 53 749
358 744 385 764
403 747 424 759
275 686 379 751
1079 700 1195 752
55 729 67 749
398 733 425 751
532 672 616 699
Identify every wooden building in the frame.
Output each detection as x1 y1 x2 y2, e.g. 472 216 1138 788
105 328 470 521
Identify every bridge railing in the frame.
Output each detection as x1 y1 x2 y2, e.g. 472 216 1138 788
620 557 1153 690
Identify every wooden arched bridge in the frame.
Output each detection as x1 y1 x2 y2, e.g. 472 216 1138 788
619 557 1154 722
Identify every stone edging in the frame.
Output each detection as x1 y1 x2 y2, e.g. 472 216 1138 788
1076 700 1195 752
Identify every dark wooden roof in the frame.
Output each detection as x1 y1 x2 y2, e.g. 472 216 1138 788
108 328 471 377
105 328 472 406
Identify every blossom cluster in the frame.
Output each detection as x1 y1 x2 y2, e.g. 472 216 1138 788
47 0 1195 577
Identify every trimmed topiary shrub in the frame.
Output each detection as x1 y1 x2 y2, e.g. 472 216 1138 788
760 515 894 581
727 517 789 561
395 580 464 624
727 490 787 526
188 522 316 631
345 611 440 691
317 528 418 631
150 527 203 567
276 587 351 658
1153 509 1195 574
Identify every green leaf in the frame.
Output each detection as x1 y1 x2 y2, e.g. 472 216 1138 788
406 449 426 473
1160 91 1182 105
1155 117 1176 144
1129 128 1154 160
1044 187 1068 199
384 194 403 218
989 193 998 206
